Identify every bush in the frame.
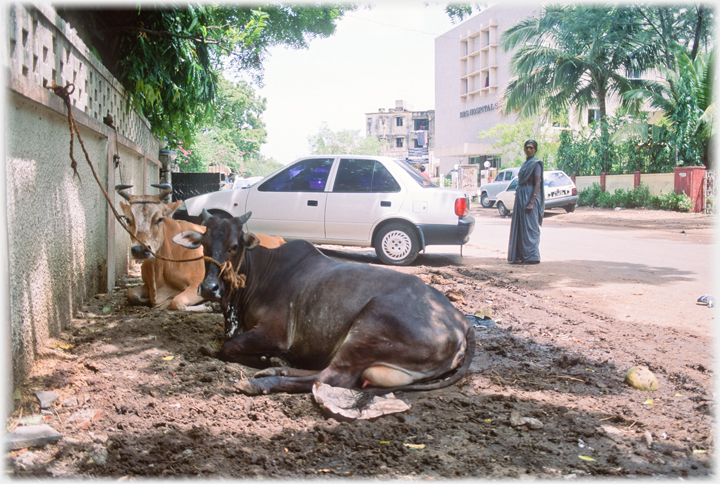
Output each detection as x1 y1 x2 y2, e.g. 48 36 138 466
577 184 692 212
578 183 603 206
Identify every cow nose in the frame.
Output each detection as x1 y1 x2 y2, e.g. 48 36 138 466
201 281 222 301
131 245 152 259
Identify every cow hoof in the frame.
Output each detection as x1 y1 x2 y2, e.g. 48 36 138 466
200 346 218 358
234 379 263 396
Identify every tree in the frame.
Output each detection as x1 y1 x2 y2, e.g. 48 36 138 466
308 122 382 155
620 46 715 168
212 77 267 157
477 117 561 168
56 4 355 143
500 4 658 172
444 3 489 23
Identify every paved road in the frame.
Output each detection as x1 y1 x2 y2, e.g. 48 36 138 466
418 208 716 339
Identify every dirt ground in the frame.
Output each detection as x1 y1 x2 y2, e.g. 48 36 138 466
6 207 716 479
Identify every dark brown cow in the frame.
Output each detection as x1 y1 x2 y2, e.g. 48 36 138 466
173 212 475 395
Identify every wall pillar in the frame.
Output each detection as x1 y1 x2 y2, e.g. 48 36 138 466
674 166 706 213
634 171 643 189
600 172 607 192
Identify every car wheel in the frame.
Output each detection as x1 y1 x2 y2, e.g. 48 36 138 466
564 204 576 213
374 223 420 266
497 201 511 217
480 192 494 208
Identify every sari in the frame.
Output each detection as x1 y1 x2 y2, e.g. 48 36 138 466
507 157 544 263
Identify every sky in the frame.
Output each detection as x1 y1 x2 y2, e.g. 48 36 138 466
231 2 465 164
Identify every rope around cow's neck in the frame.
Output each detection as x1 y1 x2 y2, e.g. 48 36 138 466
203 244 247 294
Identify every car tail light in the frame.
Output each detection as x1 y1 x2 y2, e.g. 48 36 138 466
572 187 578 196
455 197 469 217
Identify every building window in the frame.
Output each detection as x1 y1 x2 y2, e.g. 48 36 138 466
396 117 403 127
414 118 429 130
395 137 404 148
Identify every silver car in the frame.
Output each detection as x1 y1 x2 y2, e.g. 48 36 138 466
180 155 475 265
495 170 579 216
479 167 520 208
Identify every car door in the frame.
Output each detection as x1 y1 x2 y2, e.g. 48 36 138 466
487 171 507 199
244 157 335 239
497 177 518 208
324 158 403 241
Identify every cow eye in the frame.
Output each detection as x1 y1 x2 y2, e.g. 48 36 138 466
156 217 164 224
229 244 239 253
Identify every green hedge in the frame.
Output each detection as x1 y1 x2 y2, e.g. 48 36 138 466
577 183 693 212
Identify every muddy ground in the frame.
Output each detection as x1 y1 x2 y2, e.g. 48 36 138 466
6 207 716 479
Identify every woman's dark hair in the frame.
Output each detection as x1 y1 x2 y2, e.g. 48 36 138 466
524 139 538 149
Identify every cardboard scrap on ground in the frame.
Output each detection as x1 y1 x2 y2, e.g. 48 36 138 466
312 382 410 420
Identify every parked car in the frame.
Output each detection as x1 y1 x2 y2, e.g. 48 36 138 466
479 167 520 208
495 170 579 216
180 155 475 265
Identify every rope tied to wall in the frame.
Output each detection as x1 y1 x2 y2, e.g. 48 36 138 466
44 79 201 264
46 78 251 295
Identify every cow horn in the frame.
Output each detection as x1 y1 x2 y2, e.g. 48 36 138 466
238 211 253 225
201 209 214 224
151 183 173 200
115 184 133 200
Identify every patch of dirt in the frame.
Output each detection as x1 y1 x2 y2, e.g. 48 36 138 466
6 210 715 479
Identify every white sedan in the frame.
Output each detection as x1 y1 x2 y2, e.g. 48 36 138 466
495 170 579 216
180 155 475 265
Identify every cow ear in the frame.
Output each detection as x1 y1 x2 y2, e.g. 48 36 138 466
242 232 260 250
173 230 204 249
119 201 132 218
163 200 182 217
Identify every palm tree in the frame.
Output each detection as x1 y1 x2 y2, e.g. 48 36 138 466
617 47 714 168
500 4 659 172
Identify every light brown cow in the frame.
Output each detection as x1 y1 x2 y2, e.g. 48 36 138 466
116 184 208 310
116 184 285 311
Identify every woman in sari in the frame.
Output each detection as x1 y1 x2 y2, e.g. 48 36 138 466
508 139 544 264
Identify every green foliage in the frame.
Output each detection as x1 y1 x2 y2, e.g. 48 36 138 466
577 183 692 212
242 153 283 178
477 117 560 168
210 78 267 157
308 122 382 155
555 113 677 175
500 4 714 172
622 47 714 168
444 3 488 23
58 4 354 143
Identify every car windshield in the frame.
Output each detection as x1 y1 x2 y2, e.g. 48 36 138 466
394 159 436 187
544 171 573 188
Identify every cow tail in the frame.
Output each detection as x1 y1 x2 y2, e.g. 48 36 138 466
365 324 476 396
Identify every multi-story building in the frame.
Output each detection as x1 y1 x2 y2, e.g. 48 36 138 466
365 100 437 177
434 4 542 179
434 4 629 181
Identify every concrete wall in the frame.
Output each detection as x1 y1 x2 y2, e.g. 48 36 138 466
639 173 675 196
4 3 160 391
575 173 675 196
604 174 634 194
